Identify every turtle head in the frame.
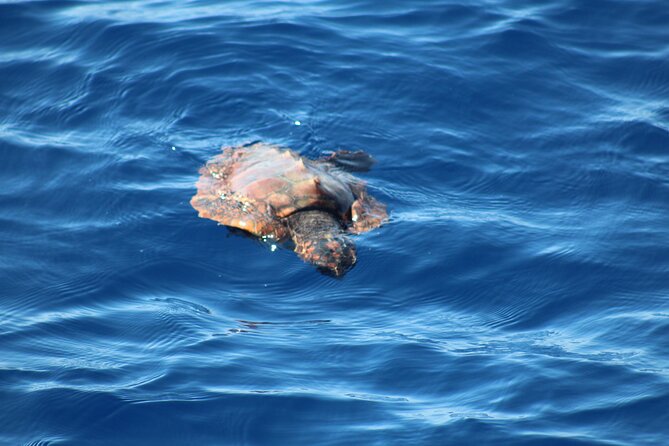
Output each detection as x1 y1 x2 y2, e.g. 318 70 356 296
287 210 357 276
295 234 357 277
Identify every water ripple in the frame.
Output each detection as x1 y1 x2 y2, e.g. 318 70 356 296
1 0 669 444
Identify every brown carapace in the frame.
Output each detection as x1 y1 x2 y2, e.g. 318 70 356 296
190 142 387 276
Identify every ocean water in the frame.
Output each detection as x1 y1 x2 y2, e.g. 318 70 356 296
1 0 669 444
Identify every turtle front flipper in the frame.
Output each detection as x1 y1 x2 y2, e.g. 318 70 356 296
350 191 388 234
323 150 375 172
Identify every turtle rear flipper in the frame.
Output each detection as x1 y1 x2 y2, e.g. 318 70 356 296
325 150 375 172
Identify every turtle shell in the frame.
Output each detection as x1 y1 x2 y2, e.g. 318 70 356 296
190 143 362 240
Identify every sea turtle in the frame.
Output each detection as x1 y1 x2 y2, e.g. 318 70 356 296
190 142 387 276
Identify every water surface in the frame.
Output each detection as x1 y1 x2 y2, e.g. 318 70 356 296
1 0 669 445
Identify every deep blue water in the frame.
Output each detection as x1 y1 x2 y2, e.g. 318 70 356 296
2 0 669 444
